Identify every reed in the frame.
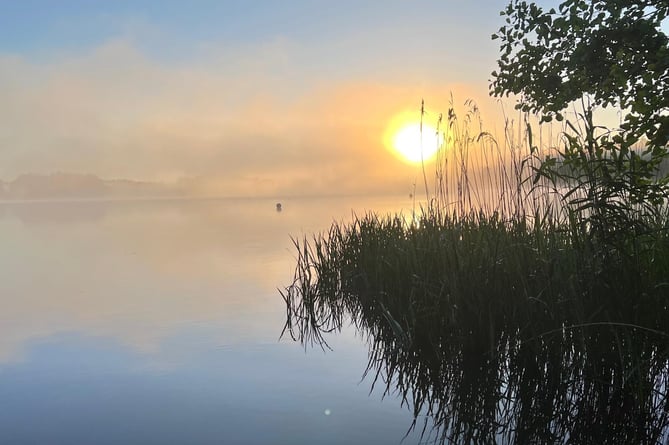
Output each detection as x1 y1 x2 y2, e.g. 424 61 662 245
281 101 669 444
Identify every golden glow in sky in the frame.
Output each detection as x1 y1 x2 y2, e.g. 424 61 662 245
0 0 501 197
385 112 443 164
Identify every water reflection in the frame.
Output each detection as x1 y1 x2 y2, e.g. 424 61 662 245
0 331 417 445
0 196 423 444
284 273 669 444
0 196 410 361
1 200 108 224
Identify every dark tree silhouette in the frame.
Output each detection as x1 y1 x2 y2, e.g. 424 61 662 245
491 0 669 147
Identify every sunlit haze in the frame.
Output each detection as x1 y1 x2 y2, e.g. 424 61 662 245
1 0 509 199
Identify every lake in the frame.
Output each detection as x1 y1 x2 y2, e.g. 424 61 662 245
0 195 424 445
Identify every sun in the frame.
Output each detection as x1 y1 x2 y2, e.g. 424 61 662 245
384 113 443 164
393 123 441 163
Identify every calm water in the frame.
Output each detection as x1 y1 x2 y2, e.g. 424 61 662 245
0 195 422 445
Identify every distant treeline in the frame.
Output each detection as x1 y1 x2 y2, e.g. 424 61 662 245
542 146 669 180
0 173 185 201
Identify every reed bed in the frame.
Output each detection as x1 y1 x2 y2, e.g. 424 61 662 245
281 102 669 444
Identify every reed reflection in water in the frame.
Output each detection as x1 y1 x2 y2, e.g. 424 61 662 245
282 214 669 445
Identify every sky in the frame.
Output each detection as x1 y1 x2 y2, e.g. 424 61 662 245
1 0 513 197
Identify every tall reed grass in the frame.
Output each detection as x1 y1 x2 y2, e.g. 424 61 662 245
281 100 669 444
